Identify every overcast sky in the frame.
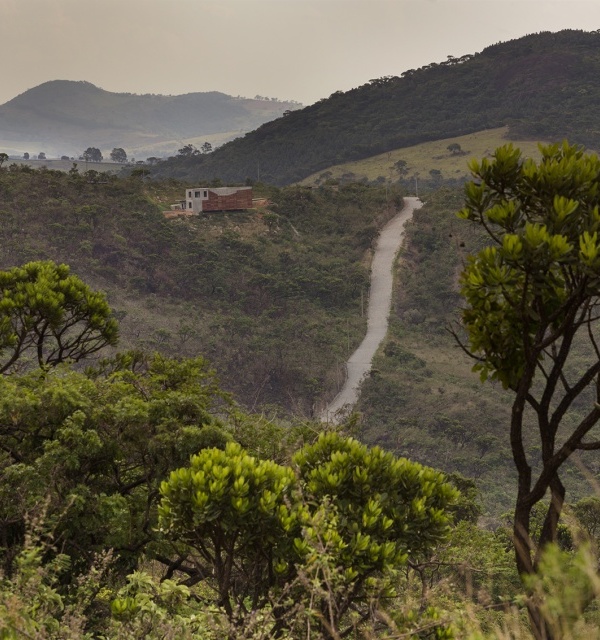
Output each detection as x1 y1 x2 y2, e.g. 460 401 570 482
2 0 600 106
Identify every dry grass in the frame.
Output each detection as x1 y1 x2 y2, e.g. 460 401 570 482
300 127 550 186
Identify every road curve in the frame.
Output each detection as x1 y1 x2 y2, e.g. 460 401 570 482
321 197 422 423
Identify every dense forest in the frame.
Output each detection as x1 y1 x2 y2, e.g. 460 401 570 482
153 30 600 185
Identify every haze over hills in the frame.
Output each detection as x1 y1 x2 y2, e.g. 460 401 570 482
0 80 301 159
152 29 600 185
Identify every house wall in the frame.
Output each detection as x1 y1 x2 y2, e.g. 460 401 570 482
185 187 253 213
202 188 253 212
186 189 209 213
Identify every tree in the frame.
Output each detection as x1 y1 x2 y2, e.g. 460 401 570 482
0 351 231 584
457 141 600 638
0 261 119 373
83 147 103 163
447 142 462 155
394 159 409 176
110 147 128 163
22 152 29 160
37 152 46 160
158 433 456 637
200 141 212 154
158 441 298 623
177 144 200 158
0 153 8 168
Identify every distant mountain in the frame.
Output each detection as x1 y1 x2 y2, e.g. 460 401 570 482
0 80 301 158
153 29 600 185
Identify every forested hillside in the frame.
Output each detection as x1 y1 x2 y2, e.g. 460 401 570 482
153 29 600 184
0 163 398 414
357 186 600 519
5 148 600 637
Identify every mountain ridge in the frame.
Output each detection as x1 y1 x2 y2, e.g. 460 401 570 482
151 29 600 185
0 80 301 158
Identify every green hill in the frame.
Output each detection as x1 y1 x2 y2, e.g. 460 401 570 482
0 164 398 416
298 127 548 187
0 80 301 159
153 29 600 185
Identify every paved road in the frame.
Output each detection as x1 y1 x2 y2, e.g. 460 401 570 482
321 197 423 423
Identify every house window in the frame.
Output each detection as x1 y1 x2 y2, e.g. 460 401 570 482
204 190 208 197
188 191 192 198
188 202 192 209
195 191 201 197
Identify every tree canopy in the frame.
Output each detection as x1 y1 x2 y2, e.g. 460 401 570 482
158 432 457 637
0 261 118 373
458 141 600 638
110 147 127 163
83 147 103 162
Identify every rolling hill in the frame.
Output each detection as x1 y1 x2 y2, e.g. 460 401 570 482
152 29 600 185
0 80 301 159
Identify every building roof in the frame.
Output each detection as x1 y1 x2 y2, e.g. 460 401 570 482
191 186 252 196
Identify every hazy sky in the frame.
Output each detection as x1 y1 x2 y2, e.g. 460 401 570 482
2 0 600 106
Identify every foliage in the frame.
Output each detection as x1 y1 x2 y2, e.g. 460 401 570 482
158 433 457 637
458 141 600 637
0 261 118 373
109 148 127 163
82 147 102 163
0 167 397 413
0 352 231 582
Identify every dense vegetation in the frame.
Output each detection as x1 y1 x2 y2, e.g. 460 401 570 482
357 185 600 522
0 274 599 638
0 163 398 415
153 29 600 185
5 148 600 636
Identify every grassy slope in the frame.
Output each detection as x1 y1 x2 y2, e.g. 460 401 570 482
299 127 548 186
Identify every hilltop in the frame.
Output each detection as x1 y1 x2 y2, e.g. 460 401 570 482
0 80 301 159
152 29 600 185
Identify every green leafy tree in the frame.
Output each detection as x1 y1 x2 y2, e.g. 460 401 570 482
200 141 213 154
0 352 231 581
158 433 456 637
293 433 457 637
572 496 600 543
158 441 298 622
457 141 600 638
110 147 127 163
0 261 119 373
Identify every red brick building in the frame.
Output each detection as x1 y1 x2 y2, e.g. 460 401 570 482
185 186 253 213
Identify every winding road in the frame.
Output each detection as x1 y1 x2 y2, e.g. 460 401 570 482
321 196 422 423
